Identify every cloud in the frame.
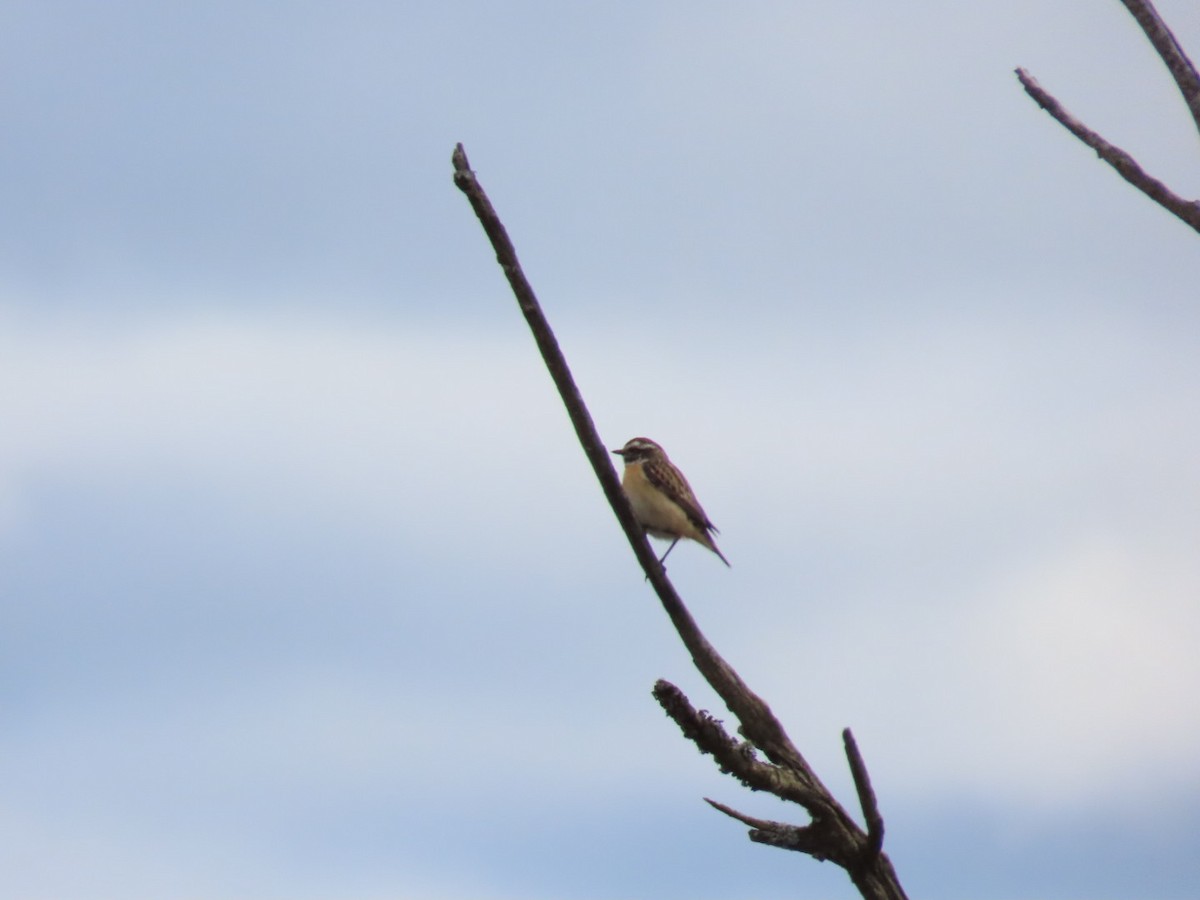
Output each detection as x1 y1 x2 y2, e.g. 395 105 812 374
5 298 1196 825
0 307 567 536
2 5 1199 896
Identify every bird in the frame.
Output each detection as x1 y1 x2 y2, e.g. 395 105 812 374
611 436 730 567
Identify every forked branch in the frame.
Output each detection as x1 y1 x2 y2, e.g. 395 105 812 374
1016 0 1200 234
452 143 907 900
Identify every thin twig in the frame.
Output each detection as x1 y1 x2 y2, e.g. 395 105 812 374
1015 67 1200 234
449 145 644 566
844 728 885 862
706 797 788 831
704 799 832 857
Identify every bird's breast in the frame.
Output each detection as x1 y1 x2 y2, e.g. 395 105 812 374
622 462 698 539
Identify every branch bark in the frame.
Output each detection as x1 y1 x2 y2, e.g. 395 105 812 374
1015 1 1200 234
844 727 885 862
1118 0 1200 138
452 143 908 900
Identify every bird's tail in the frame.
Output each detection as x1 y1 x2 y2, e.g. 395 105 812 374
703 531 731 567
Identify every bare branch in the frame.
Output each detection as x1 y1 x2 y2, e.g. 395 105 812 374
452 143 909 900
451 144 823 783
705 799 832 858
653 679 822 807
1118 0 1200 138
1015 67 1200 234
705 797 787 831
844 728 885 862
449 145 648 569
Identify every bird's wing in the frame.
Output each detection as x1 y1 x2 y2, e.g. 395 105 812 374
644 457 718 534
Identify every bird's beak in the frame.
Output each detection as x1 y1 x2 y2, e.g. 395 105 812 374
611 448 625 456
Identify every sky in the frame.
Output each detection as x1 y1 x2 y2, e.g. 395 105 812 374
2 2 1199 899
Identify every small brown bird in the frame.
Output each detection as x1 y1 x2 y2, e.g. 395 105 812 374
612 436 730 567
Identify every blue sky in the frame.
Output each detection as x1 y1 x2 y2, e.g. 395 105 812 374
2 2 1199 899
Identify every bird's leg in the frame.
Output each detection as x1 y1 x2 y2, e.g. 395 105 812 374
658 538 680 566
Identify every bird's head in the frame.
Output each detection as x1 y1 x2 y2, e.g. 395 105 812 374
612 436 664 463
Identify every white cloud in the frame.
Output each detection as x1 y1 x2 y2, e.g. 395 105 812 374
4 302 1198 816
3 291 1197 729
0 307 578 542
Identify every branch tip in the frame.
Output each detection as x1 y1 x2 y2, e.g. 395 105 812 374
843 728 885 860
1014 66 1200 233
